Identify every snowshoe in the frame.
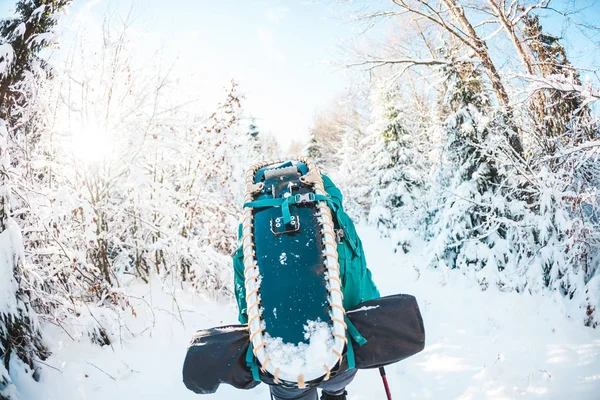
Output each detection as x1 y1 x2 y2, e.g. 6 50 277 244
241 158 347 388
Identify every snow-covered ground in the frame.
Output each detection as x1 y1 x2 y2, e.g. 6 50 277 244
17 226 600 399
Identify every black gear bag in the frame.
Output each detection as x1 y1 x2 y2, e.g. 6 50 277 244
182 294 425 394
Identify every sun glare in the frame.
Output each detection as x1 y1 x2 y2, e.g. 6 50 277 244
69 127 115 165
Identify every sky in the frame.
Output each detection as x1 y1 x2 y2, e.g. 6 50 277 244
0 0 365 149
136 0 358 149
70 0 363 150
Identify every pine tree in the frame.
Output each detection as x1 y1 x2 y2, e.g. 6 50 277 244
368 87 426 238
428 60 509 278
304 130 322 163
524 16 599 325
245 119 280 162
0 1 71 398
0 0 72 124
247 118 261 157
522 14 593 153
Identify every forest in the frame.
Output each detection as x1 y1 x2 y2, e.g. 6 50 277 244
1 0 599 399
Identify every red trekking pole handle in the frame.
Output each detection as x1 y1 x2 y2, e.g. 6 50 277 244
379 367 393 400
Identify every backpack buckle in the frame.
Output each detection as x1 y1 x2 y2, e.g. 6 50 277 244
270 216 300 236
335 229 345 243
294 193 315 204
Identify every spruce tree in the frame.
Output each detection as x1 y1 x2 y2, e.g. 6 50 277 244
1 0 72 124
523 14 593 152
368 87 425 238
429 60 508 278
304 130 322 163
0 1 71 398
246 119 262 161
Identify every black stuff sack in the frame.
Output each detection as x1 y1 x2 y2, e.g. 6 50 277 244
349 294 425 369
182 325 259 394
182 294 425 394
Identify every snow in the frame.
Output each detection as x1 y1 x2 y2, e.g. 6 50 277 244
0 219 24 314
0 229 17 313
262 320 334 378
12 23 26 39
0 44 14 77
12 225 600 399
213 326 247 333
346 305 380 314
31 5 47 20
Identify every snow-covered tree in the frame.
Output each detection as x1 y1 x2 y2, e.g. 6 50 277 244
246 119 262 160
0 0 72 124
2 8 259 353
304 130 323 164
242 118 280 164
367 86 427 238
522 14 595 154
424 58 599 326
335 0 600 325
0 1 71 397
336 118 371 221
0 121 48 400
426 59 514 279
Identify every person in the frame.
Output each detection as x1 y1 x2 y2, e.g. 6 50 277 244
270 369 358 400
233 170 380 400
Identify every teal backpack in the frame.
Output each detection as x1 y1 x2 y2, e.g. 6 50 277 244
232 158 379 387
182 158 425 395
233 161 379 324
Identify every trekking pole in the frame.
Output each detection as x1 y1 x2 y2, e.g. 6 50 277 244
379 367 392 400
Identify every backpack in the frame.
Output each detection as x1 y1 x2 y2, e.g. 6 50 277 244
182 157 425 394
233 159 380 322
232 157 379 388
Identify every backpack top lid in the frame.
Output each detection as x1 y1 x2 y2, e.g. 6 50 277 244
253 160 309 183
240 157 346 388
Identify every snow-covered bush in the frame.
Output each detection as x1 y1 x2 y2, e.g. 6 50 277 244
5 11 259 351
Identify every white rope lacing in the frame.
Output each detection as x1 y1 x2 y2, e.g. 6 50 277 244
242 156 347 385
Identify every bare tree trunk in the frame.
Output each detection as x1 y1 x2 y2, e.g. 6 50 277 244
440 0 510 106
487 0 536 75
486 0 551 136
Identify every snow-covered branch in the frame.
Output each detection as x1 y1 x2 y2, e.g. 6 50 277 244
517 73 600 101
511 0 551 25
347 57 450 71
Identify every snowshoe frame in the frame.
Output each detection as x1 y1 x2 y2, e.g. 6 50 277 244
242 157 347 388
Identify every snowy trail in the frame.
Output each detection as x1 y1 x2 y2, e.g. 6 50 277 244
19 226 600 399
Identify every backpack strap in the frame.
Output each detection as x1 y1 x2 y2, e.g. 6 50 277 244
244 193 331 225
345 315 367 346
345 332 356 370
344 316 367 371
246 343 261 382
